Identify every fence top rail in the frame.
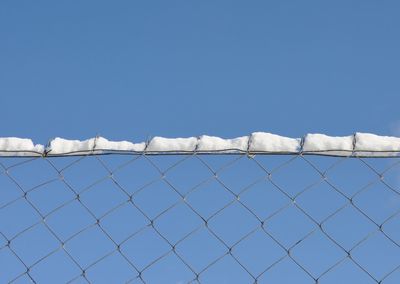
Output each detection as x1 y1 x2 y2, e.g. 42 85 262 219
1 132 400 158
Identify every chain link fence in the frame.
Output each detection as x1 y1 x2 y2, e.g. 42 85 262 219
1 149 400 283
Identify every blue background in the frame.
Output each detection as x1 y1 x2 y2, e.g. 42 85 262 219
0 1 400 284
1 0 400 143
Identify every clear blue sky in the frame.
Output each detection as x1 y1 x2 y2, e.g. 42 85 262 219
1 1 400 284
1 0 400 143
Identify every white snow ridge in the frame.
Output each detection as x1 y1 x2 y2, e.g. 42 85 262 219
0 137 44 156
0 133 400 157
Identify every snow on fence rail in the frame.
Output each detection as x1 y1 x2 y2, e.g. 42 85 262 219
0 133 400 283
1 132 400 157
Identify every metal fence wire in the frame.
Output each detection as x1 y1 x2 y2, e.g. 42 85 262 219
1 150 400 283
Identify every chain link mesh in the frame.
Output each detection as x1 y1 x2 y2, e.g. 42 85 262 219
0 152 399 283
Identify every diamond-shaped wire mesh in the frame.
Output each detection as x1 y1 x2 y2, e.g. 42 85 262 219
0 152 400 283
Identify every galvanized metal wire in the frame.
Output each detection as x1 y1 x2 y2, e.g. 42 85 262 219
0 150 399 283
